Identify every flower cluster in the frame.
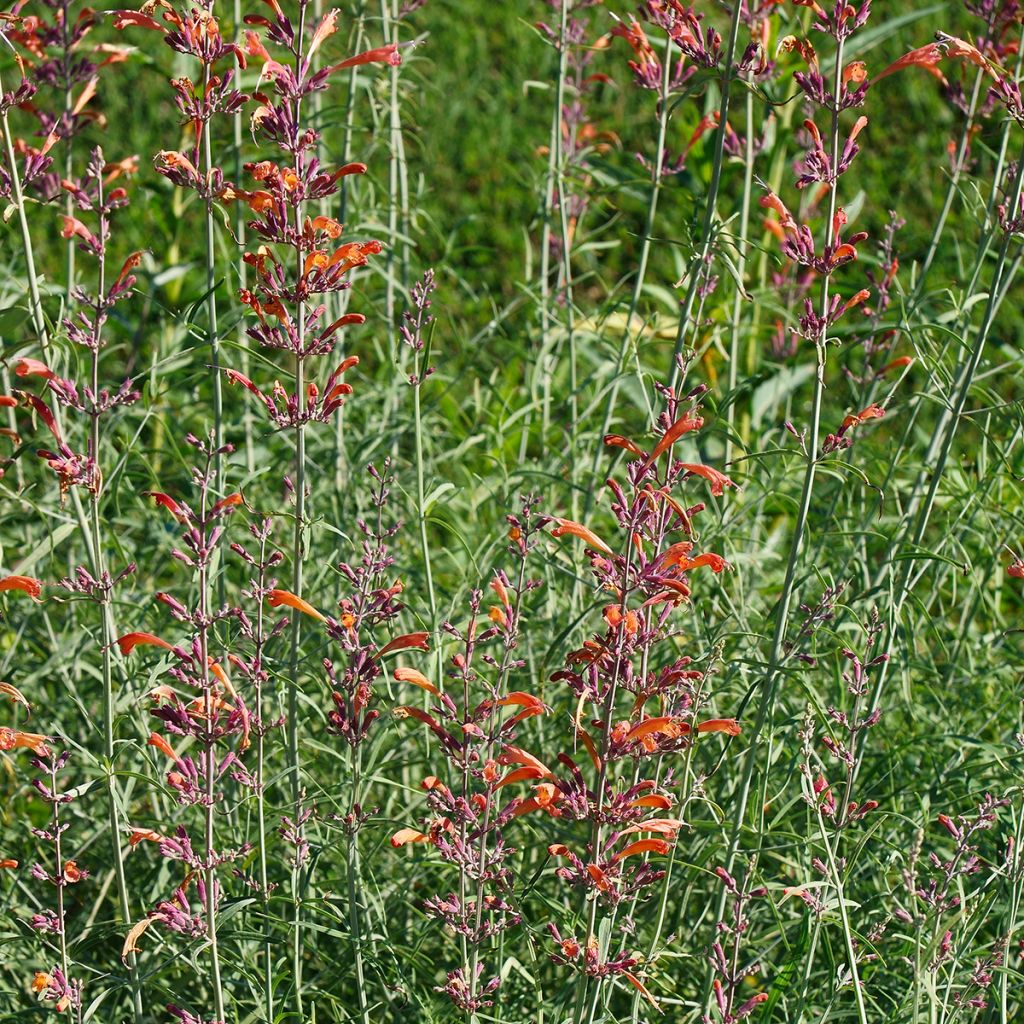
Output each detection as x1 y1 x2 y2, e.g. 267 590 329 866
12 146 141 499
541 381 738 1007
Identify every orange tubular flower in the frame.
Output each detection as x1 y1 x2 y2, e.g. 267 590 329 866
393 666 440 696
327 42 402 74
613 838 671 862
373 632 431 659
147 732 177 759
495 765 547 789
626 716 683 743
603 433 646 457
697 718 742 736
266 589 326 622
13 357 55 380
391 827 430 847
645 411 705 466
143 490 191 524
840 403 885 433
551 517 614 556
127 827 164 846
874 35 993 86
116 631 174 656
0 858 17 869
0 575 43 600
679 463 737 497
0 727 50 756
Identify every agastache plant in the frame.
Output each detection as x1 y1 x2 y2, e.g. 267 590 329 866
391 496 546 1019
221 0 398 814
229 516 284 1021
716 3 879 987
545 381 740 1022
28 745 87 1021
596 2 731 476
4 0 132 295
11 144 146 1021
322 459 426 1024
111 0 249 503
116 434 248 1024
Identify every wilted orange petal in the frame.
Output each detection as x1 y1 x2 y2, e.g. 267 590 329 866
122 917 153 961
0 682 30 714
623 971 660 1010
127 827 164 846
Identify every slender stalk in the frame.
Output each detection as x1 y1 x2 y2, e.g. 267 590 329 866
705 32 847 1011
49 758 70 992
589 31 675 503
252 529 274 1022
724 77 755 467
814 792 868 1024
412 351 440 688
196 471 226 1023
287 11 310 1016
346 747 370 1024
536 9 570 444
83 170 145 1024
232 0 255 476
200 67 224 500
667 0 745 391
552 0 578 504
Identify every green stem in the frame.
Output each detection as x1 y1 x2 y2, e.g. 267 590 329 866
704 31 847 1012
667 0 745 391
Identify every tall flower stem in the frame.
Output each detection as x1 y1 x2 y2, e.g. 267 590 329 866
196 468 226 1023
589 31 675 502
535 3 571 445
287 10 310 1016
346 744 370 1024
667 0 745 391
467 561 528 1021
83 171 145 1024
848 140 1024 791
553 0 578 502
197 61 224 485
706 31 848 1010
231 0 255 475
571 541 638 1024
724 77 755 466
